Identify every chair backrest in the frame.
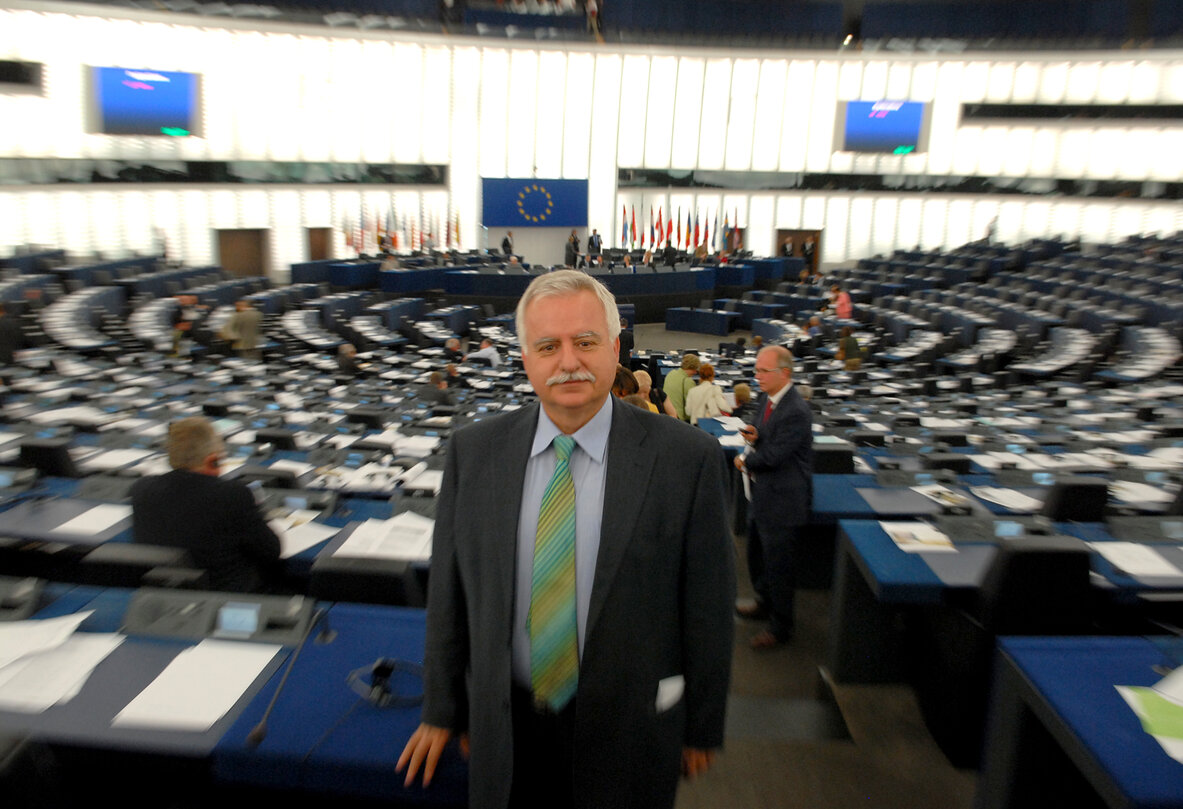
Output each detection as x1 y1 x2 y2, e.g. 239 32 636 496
976 534 1093 635
1039 476 1108 522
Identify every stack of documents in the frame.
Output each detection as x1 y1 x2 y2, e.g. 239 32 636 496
0 612 123 712
879 521 955 552
969 486 1043 513
334 512 435 561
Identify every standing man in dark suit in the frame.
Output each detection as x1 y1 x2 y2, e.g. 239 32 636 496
130 416 281 593
398 270 735 809
586 228 602 262
502 231 514 257
564 229 580 267
734 345 812 649
617 316 634 368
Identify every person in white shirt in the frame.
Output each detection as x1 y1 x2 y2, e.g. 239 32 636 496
464 337 502 367
685 363 731 426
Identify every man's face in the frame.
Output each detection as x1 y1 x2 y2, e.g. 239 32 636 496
754 348 791 396
521 290 618 426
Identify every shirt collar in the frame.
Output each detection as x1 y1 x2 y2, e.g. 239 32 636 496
767 381 793 408
530 396 612 463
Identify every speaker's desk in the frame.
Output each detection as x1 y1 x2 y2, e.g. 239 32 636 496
977 636 1183 809
214 602 467 806
664 307 741 336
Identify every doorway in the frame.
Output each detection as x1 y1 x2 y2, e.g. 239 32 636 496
776 229 822 276
306 227 331 261
216 229 270 279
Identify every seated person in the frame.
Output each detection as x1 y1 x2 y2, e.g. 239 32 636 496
464 337 502 367
130 416 281 593
685 362 731 426
419 370 456 406
337 342 364 375
836 326 862 371
443 337 464 362
731 382 756 421
611 364 640 399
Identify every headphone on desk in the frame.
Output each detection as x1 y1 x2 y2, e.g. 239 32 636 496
347 658 425 708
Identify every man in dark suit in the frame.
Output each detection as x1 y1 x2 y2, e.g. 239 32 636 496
734 345 813 649
130 416 281 593
586 228 602 260
419 370 456 406
501 231 514 257
617 316 634 367
398 270 735 809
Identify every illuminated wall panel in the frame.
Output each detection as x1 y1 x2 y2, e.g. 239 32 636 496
587 54 621 236
959 61 989 102
1020 201 1051 243
805 62 838 172
895 198 922 250
1051 202 1082 240
562 52 594 179
1081 203 1114 244
920 197 948 250
886 63 912 100
618 54 650 170
670 57 705 171
986 63 1015 102
776 196 803 231
1038 62 1069 103
533 51 568 179
861 61 889 100
802 196 827 231
779 61 814 172
421 47 454 165
451 47 482 247
870 197 897 257
1129 61 1162 103
644 56 677 170
1065 62 1101 103
297 38 335 162
725 52 760 169
697 59 731 171
747 195 774 256
837 61 863 100
506 50 539 178
1002 128 1035 177
1151 129 1183 183
823 196 849 264
1162 63 1183 102
1011 62 1040 103
1055 129 1091 178
478 49 510 178
750 60 786 172
1097 62 1133 103
944 198 974 249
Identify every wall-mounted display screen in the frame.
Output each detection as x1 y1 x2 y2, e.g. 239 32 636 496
89 67 200 136
837 101 929 155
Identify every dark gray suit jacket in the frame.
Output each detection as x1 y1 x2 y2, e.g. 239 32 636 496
422 398 735 809
745 385 813 529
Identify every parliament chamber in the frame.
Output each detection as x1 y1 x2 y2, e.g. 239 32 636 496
3 0 1183 807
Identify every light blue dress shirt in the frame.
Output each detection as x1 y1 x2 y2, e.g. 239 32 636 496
512 396 612 689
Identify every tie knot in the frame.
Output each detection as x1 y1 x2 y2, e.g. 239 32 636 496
553 435 575 462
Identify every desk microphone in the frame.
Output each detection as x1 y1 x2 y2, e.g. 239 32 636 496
245 606 333 748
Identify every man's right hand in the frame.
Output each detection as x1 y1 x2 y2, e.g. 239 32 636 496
396 723 455 787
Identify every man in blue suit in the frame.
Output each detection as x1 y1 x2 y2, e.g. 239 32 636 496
398 270 735 809
734 345 813 649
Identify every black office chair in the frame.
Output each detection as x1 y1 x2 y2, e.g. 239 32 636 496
18 439 80 479
907 533 1094 768
1039 477 1109 522
309 555 426 608
72 543 203 589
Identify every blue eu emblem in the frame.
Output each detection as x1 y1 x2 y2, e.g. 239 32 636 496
516 184 554 224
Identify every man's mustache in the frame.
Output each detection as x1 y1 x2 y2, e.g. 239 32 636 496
546 370 597 386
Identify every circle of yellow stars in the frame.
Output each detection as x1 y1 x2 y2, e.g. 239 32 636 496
516 184 554 223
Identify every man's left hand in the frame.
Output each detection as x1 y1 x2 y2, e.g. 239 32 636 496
681 747 717 779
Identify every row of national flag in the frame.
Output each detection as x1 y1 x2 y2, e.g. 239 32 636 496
620 204 741 252
342 203 460 254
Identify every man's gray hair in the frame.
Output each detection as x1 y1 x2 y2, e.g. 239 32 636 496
514 269 621 353
167 416 223 470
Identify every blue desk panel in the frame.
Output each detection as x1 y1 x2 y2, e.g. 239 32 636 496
665 307 740 336
329 261 381 289
980 636 1183 809
214 602 467 805
379 268 450 294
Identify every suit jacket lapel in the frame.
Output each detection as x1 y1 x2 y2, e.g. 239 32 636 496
488 404 536 601
587 399 656 638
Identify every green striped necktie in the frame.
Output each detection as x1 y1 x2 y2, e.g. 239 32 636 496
529 434 579 711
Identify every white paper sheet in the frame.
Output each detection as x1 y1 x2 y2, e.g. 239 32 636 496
0 612 93 672
0 633 124 712
50 504 132 537
1090 542 1183 578
112 639 280 731
334 512 435 561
